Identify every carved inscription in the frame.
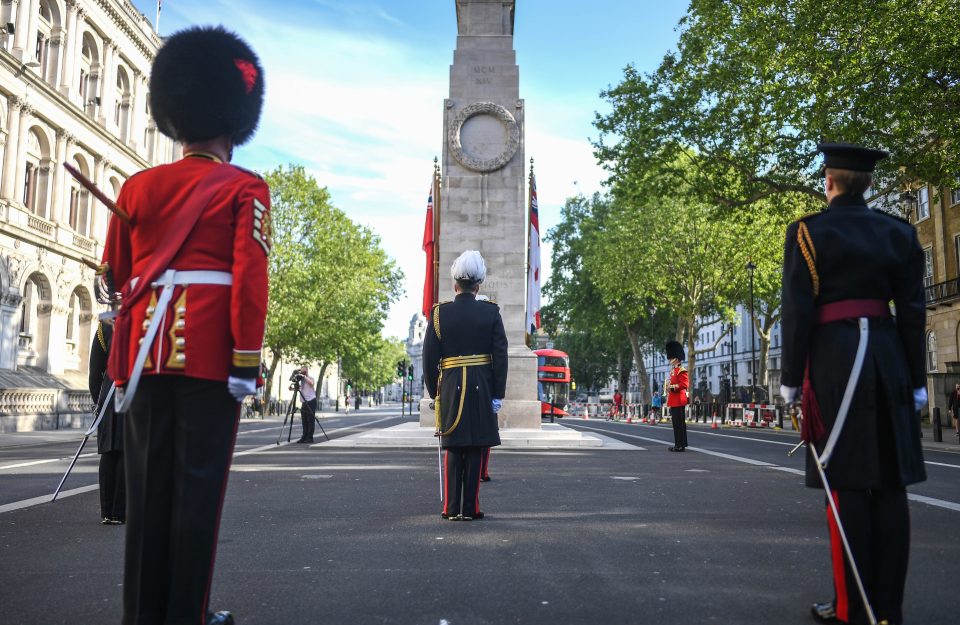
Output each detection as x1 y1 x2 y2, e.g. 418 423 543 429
474 66 496 85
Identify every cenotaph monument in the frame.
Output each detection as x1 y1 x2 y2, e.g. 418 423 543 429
420 0 541 428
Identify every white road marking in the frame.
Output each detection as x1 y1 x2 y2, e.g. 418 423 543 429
0 484 98 514
1 417 398 514
0 453 97 471
925 460 960 470
570 422 960 512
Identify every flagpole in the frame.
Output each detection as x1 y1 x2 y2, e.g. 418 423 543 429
155 1 161 34
433 156 441 307
525 157 533 348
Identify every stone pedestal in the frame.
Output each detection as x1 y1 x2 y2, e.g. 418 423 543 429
419 0 540 429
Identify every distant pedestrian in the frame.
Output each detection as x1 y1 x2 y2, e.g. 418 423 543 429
296 368 317 444
355 393 361 411
948 383 960 439
665 341 688 451
780 143 926 625
612 388 623 420
651 391 662 419
423 250 508 521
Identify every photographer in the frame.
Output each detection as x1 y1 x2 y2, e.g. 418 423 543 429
294 367 318 443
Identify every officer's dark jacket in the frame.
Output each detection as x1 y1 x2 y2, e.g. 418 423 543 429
781 192 926 489
422 292 508 448
89 321 123 454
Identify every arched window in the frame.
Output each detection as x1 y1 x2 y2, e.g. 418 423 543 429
36 0 62 85
927 331 938 372
19 279 34 335
115 66 132 141
80 33 100 116
68 155 92 235
66 291 76 341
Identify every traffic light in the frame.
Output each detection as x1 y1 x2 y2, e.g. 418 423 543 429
407 365 414 381
396 361 404 377
571 380 577 391
346 379 352 393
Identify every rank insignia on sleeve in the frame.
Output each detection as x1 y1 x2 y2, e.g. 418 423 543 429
252 198 272 255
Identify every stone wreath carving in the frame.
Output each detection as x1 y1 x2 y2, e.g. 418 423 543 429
448 102 520 173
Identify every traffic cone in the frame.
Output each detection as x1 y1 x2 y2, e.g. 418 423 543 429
711 413 718 429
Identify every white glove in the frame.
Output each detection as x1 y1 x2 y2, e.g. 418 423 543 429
492 398 502 414
913 387 928 412
227 376 257 401
780 385 799 403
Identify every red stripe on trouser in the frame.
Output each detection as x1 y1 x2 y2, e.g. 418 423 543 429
201 405 241 625
474 455 482 514
827 491 849 623
442 450 450 515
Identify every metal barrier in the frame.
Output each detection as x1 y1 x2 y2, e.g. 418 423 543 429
724 402 780 427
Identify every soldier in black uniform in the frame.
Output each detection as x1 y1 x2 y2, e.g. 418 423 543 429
780 143 927 625
89 320 125 525
423 250 508 521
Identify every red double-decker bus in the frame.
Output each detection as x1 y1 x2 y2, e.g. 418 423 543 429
535 348 570 418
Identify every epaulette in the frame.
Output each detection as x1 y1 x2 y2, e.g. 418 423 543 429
678 367 687 373
231 164 264 180
96 322 107 351
479 299 498 306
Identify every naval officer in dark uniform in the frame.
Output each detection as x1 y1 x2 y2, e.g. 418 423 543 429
423 250 508 521
780 143 926 625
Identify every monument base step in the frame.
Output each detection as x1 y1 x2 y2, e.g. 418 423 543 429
318 422 636 450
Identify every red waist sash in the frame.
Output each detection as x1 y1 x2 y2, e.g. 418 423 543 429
816 299 890 325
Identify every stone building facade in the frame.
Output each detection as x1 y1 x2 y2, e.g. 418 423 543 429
911 180 960 424
0 1 175 409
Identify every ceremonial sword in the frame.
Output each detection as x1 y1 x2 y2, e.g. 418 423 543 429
63 162 131 223
51 384 116 501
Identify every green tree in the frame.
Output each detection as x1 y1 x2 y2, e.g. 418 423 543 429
263 165 403 400
341 336 407 392
595 0 960 211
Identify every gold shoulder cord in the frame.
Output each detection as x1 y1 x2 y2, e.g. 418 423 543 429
797 221 820 297
96 322 107 351
432 304 442 340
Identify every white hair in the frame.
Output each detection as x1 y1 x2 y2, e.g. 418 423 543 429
451 250 486 284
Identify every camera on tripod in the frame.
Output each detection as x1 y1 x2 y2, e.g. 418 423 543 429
288 370 304 391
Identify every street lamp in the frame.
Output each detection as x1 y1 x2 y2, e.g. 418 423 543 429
746 260 758 403
899 190 918 222
729 322 737 400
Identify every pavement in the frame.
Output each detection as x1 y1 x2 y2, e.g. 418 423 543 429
0 403 957 625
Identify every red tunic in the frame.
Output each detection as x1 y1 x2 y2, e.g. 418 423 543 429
103 156 270 384
666 366 689 408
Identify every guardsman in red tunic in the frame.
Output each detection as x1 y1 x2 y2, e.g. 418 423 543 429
665 341 689 451
102 26 268 625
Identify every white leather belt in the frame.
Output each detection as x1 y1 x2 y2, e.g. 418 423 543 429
115 269 233 412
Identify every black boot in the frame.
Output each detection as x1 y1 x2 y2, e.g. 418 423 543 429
810 601 838 623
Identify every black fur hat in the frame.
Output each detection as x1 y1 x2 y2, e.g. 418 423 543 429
665 340 685 362
150 26 264 146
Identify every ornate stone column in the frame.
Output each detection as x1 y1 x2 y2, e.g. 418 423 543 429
99 41 117 129
89 156 107 238
22 0 38 63
49 130 70 223
58 0 79 98
1 97 24 200
11 100 32 206
11 0 33 61
128 70 143 150
46 25 64 85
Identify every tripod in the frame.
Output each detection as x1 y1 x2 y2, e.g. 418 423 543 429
276 383 328 445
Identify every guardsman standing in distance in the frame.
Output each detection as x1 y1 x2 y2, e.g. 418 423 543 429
423 250 508 521
102 26 269 625
665 341 689 451
780 143 926 625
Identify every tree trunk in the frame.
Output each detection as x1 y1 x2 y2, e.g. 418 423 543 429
624 323 650 403
265 348 282 408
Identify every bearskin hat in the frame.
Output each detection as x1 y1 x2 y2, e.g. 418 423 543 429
665 340 685 362
150 26 264 146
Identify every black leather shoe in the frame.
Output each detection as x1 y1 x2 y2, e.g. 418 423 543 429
668 446 678 451
463 512 484 520
480 476 491 482
206 611 234 625
441 513 461 521
810 600 838 623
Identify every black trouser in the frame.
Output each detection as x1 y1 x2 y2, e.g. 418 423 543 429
442 446 483 517
124 376 239 625
826 488 910 625
670 406 688 448
300 398 317 440
99 450 126 521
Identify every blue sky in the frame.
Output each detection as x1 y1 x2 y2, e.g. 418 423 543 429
131 0 688 339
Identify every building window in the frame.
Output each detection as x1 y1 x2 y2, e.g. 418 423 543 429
66 293 76 341
927 331 938 372
923 247 934 287
917 187 930 221
952 180 960 206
